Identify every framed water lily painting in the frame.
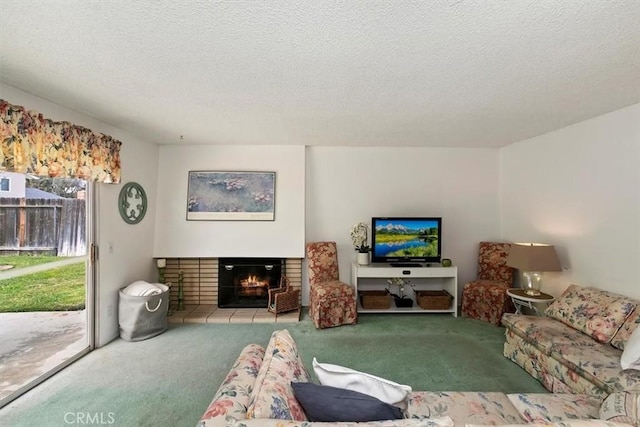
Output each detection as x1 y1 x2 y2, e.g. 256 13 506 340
186 171 276 221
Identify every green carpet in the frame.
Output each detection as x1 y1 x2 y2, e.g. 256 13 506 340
0 311 546 427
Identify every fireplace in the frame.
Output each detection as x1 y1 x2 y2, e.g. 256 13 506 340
218 258 284 308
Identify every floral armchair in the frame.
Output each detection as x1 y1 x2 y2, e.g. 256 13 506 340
305 242 357 329
461 241 515 325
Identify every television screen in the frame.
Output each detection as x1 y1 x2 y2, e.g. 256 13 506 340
371 217 442 265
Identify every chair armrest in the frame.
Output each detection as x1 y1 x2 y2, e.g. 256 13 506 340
269 287 287 296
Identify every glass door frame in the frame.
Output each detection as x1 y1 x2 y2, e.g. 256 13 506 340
0 181 96 407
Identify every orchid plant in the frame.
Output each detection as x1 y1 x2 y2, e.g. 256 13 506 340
349 222 370 253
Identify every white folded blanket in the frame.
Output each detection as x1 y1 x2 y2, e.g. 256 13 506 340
122 281 167 296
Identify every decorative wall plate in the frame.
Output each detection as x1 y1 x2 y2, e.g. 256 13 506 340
118 182 147 224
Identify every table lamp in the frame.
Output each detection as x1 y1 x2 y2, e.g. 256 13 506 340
506 243 561 296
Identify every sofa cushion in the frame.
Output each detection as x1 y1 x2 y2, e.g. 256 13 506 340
407 391 524 425
291 382 403 422
312 357 412 410
507 393 601 422
200 343 265 422
504 330 607 395
502 313 601 356
611 308 640 351
505 325 640 394
549 342 640 393
599 391 639 425
544 285 636 343
246 329 310 420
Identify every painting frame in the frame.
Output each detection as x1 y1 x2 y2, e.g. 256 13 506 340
186 171 276 221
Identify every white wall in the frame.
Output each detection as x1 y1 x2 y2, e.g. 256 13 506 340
305 146 502 304
1 83 160 346
6 81 636 328
501 104 640 298
153 145 305 258
0 172 26 198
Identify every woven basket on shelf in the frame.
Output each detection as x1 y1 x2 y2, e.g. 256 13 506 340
416 290 453 310
359 290 391 309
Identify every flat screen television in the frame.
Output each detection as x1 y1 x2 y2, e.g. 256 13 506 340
371 217 442 265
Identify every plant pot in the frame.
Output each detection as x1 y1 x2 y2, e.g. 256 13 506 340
357 252 370 265
394 297 413 308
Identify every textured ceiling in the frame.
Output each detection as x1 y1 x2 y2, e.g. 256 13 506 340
1 1 639 148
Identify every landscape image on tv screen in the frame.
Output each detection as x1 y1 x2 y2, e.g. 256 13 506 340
373 219 439 258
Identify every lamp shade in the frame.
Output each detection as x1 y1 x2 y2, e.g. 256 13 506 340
506 243 561 272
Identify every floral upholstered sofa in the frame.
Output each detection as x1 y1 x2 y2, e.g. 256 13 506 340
197 329 639 427
503 284 640 396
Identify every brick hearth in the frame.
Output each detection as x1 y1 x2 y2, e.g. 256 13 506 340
161 257 303 323
168 306 300 324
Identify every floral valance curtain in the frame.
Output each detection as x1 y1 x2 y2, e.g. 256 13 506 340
0 99 121 183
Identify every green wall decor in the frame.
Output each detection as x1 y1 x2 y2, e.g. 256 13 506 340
118 182 147 224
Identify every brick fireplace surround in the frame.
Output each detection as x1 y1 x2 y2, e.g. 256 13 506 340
161 257 302 324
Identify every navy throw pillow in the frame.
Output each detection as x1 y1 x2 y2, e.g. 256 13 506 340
291 382 404 422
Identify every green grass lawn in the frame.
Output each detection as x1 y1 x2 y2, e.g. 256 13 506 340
0 260 86 312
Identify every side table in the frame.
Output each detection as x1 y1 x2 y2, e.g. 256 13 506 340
507 288 555 316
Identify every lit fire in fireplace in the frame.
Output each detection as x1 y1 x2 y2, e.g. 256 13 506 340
238 275 269 297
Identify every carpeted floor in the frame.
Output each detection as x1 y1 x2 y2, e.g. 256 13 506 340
0 311 546 427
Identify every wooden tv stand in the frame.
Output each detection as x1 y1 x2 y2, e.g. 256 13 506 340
351 263 457 316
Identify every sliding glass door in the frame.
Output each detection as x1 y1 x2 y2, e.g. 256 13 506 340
0 174 95 407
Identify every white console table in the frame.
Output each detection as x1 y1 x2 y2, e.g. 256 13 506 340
351 263 457 316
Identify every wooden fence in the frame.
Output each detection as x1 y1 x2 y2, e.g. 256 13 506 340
0 198 86 256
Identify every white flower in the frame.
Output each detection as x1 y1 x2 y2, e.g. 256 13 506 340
386 278 413 299
349 222 369 252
